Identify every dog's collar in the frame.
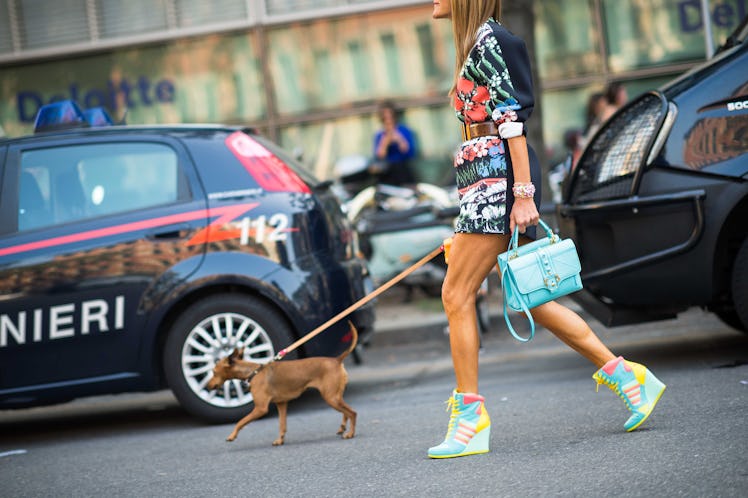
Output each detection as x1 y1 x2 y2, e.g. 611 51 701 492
241 352 285 387
243 363 267 384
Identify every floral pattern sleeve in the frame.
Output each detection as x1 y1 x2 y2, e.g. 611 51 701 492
454 22 535 127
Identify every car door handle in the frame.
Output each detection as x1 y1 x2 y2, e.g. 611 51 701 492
146 223 191 240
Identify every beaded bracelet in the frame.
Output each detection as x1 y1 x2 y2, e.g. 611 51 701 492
512 182 536 199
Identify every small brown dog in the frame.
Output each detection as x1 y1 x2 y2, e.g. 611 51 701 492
206 324 358 446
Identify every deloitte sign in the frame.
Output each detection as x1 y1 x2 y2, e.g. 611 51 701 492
678 0 747 32
16 76 176 123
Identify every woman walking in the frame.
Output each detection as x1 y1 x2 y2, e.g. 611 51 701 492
428 0 666 459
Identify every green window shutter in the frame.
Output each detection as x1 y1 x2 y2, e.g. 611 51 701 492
380 32 401 89
416 23 439 79
347 40 371 94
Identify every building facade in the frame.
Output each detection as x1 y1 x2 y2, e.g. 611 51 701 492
1 0 744 184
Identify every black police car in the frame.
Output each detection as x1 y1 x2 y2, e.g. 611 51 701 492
0 101 374 422
558 17 748 332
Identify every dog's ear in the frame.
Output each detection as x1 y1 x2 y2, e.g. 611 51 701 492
227 348 243 365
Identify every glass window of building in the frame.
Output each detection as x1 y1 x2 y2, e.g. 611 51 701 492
541 86 595 154
534 0 603 80
160 33 266 123
0 1 13 53
97 0 170 39
265 0 396 15
174 0 248 28
17 0 89 50
602 0 746 72
266 8 453 116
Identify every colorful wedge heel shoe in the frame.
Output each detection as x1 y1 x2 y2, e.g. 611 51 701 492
428 391 491 459
593 356 666 432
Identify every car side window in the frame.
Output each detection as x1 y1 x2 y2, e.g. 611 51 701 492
19 142 181 231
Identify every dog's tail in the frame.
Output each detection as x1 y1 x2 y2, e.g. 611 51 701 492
337 321 358 362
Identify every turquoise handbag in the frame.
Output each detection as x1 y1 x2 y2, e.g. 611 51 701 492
497 220 583 342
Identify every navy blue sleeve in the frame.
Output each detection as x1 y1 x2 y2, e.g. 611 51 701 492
472 25 535 126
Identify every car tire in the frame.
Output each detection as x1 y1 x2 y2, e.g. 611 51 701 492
731 238 748 333
163 294 297 423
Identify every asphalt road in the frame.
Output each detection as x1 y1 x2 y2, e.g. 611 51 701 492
1 300 747 498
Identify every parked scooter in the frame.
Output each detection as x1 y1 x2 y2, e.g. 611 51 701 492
335 155 455 297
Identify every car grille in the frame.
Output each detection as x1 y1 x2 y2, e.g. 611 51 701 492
569 93 666 204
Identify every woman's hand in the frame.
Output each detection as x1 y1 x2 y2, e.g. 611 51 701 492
509 197 539 234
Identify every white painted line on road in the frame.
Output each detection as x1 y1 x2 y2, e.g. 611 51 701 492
0 449 27 458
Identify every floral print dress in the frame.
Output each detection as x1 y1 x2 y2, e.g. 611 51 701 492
453 18 540 235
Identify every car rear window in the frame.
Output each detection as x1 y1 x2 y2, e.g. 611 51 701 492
250 134 320 188
19 142 183 231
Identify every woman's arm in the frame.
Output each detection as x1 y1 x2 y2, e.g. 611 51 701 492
477 25 539 234
375 126 410 159
506 135 539 233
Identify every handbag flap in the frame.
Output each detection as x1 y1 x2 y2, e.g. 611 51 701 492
506 239 581 294
498 236 552 271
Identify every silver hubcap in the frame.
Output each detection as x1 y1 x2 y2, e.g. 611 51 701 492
181 312 274 408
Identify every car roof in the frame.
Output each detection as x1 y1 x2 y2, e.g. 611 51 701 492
0 123 252 145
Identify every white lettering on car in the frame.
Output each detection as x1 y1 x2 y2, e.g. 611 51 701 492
1 313 25 345
0 296 126 347
238 213 293 245
727 100 748 111
268 213 290 241
82 299 109 334
33 309 42 342
115 295 124 329
50 304 75 339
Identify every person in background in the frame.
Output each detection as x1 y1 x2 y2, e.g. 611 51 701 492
583 92 606 139
372 100 417 186
548 128 583 204
428 0 666 460
605 81 629 111
582 83 628 148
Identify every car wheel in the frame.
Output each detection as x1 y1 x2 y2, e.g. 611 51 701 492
731 238 748 333
164 294 296 422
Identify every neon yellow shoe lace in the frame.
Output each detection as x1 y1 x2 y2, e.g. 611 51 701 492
443 395 460 439
594 374 635 411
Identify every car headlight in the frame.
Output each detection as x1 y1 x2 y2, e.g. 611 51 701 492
569 92 669 204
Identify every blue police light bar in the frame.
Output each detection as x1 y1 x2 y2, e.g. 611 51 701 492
83 107 114 127
33 100 87 133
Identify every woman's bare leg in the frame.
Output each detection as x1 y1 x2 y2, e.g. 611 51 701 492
530 301 616 368
442 233 508 393
509 235 617 368
444 231 617 393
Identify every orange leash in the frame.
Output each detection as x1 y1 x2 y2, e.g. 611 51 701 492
272 243 446 361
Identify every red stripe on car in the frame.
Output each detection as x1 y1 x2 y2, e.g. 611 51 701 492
0 203 259 257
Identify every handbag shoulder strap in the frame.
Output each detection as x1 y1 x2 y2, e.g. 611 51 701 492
500 264 535 342
500 221 553 343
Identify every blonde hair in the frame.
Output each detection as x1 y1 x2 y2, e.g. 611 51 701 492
449 0 502 95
